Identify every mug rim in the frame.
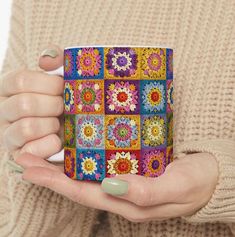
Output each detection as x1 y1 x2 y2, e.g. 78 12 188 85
64 45 173 50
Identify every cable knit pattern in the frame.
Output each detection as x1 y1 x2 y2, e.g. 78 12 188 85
0 0 234 236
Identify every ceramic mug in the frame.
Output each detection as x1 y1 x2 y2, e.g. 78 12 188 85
47 45 173 181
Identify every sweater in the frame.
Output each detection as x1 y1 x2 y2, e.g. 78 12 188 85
0 0 235 236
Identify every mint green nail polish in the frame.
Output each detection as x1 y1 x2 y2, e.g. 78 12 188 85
7 160 24 173
40 48 59 58
101 178 128 196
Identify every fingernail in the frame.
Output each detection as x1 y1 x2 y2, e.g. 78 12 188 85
101 178 128 196
7 160 24 173
40 48 59 58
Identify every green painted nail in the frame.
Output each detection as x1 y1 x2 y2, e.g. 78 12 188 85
7 160 24 173
40 48 59 58
101 178 128 196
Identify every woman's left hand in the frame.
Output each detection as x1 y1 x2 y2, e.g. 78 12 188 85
15 152 218 222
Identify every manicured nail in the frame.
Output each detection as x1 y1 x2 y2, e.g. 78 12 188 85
7 160 24 173
101 178 128 196
40 48 59 58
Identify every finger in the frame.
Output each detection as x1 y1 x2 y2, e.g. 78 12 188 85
0 69 64 97
13 134 62 159
15 152 63 172
0 93 63 122
2 117 60 150
39 45 63 71
101 172 183 207
21 164 192 222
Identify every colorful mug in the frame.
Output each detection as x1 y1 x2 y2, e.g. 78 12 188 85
48 45 173 181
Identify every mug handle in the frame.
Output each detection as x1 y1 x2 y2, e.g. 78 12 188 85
45 66 64 163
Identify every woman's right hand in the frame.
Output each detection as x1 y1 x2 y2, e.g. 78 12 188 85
0 45 64 159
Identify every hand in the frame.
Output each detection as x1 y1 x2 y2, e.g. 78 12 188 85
15 152 219 222
0 45 64 159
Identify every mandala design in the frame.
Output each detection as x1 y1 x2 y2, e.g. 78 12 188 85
141 80 166 114
76 115 104 148
166 49 173 79
142 115 166 147
166 146 173 165
76 80 104 113
106 150 140 177
64 148 76 179
105 80 140 114
141 48 166 79
106 115 140 149
64 115 76 147
76 47 103 79
104 47 140 79
76 149 105 181
64 49 74 78
167 113 173 146
167 80 173 112
141 149 166 177
64 81 75 113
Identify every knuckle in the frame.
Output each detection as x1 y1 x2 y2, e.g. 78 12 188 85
45 170 57 188
55 96 64 115
17 94 34 115
18 118 34 140
50 134 62 150
134 181 153 206
15 69 28 92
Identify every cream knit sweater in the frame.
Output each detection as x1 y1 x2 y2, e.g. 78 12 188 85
0 0 235 236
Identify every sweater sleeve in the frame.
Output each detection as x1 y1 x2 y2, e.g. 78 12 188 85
0 1 98 236
173 6 235 224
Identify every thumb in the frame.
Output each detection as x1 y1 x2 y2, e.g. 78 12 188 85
39 45 63 71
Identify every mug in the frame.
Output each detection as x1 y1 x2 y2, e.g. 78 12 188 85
48 45 173 181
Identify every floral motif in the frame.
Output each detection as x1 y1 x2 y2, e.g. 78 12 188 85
167 113 173 146
64 115 76 147
141 149 166 177
64 81 75 113
166 49 173 79
142 115 166 147
76 80 104 113
76 149 105 181
76 47 103 78
105 80 140 114
64 50 74 78
141 80 166 114
76 115 104 148
106 115 140 149
104 47 139 79
141 48 166 79
106 150 140 177
167 80 173 112
64 148 76 179
166 146 173 165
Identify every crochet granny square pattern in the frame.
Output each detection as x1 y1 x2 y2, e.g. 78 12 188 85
64 46 173 181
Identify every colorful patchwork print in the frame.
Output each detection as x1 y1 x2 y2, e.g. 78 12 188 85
64 81 75 114
141 48 166 79
76 149 105 181
140 80 166 114
76 80 104 114
64 46 173 180
64 115 76 148
106 150 140 177
104 47 140 79
141 148 166 177
64 148 76 179
105 115 140 150
76 115 104 149
105 80 140 114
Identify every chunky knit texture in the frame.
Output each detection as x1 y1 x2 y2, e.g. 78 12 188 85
0 0 235 236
